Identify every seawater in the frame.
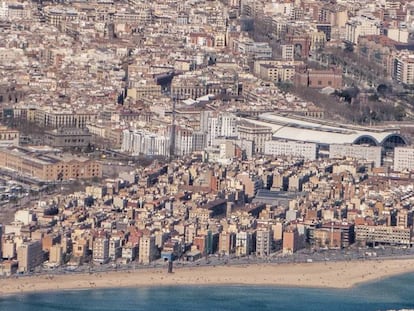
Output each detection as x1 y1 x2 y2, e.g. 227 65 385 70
1 273 414 311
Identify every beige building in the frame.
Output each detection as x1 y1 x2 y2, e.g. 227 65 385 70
0 126 19 146
17 240 43 273
34 108 97 129
394 146 414 172
93 236 109 263
127 80 162 100
44 128 92 149
265 140 317 161
393 52 414 85
218 231 236 255
256 229 272 257
330 144 382 167
0 146 102 181
138 235 158 264
235 231 253 257
2 237 15 260
49 244 63 265
72 239 88 259
356 225 412 246
238 121 272 154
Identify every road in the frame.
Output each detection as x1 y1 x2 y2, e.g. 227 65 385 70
11 245 414 280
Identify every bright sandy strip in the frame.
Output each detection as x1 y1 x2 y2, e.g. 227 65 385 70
1 259 414 296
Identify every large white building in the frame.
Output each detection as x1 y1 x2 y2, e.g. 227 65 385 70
121 129 170 156
394 146 414 172
329 144 382 167
234 38 272 59
345 15 381 44
264 140 317 160
0 2 31 21
243 113 406 150
207 112 238 147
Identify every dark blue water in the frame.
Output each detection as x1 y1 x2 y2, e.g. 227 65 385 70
1 273 414 311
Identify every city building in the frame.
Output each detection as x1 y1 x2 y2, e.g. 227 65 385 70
138 235 158 264
329 144 382 167
265 140 317 161
93 236 109 264
235 231 253 257
294 67 343 89
44 128 92 149
237 121 272 154
17 240 43 273
256 229 272 257
345 15 381 44
0 146 102 181
244 113 407 151
283 227 303 254
356 225 412 246
394 146 414 172
49 244 63 265
0 126 19 146
393 52 414 85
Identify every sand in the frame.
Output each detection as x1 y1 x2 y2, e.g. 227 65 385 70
1 259 414 296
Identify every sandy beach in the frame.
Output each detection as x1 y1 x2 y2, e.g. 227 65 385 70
1 259 414 296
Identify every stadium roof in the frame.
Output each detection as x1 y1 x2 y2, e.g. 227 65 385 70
242 113 407 147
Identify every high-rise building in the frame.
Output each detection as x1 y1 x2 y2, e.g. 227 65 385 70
2 237 16 260
396 209 413 228
393 52 414 85
49 244 63 265
139 235 158 264
219 231 236 255
17 240 43 273
93 236 109 264
283 227 302 254
281 44 294 60
235 231 253 256
237 121 272 154
109 237 122 261
256 229 272 257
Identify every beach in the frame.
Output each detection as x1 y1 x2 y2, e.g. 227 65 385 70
1 258 414 296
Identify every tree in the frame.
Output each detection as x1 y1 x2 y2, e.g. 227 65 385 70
394 106 406 121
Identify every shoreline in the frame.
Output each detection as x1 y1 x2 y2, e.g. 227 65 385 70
1 258 414 296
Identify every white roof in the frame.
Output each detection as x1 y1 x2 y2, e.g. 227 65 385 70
242 113 405 146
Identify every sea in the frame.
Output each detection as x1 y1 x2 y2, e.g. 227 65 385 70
1 273 414 311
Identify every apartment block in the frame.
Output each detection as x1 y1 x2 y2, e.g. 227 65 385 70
256 229 272 257
329 144 382 167
394 146 414 172
93 236 109 263
265 140 317 161
17 240 43 273
356 225 412 246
